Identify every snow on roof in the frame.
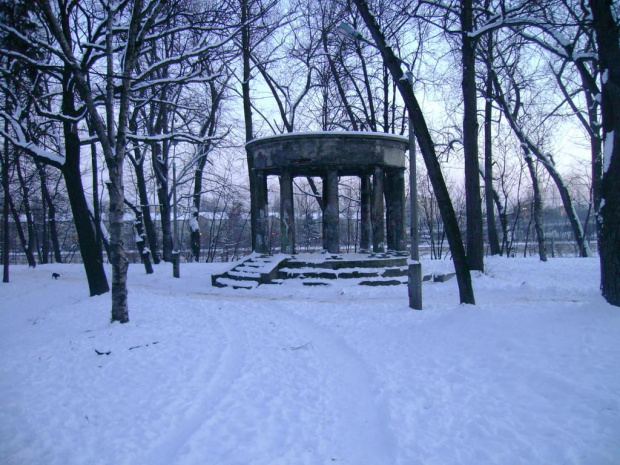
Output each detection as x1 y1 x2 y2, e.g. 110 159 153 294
246 131 409 146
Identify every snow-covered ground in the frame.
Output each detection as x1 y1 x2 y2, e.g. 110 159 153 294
1 256 619 465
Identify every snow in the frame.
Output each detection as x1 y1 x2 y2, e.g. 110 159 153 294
603 130 614 173
1 257 619 465
0 111 65 166
246 131 409 146
188 217 199 232
100 221 110 242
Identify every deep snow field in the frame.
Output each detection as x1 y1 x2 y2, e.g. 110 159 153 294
0 256 619 465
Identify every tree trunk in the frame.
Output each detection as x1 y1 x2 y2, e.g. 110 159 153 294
489 186 508 255
524 153 547 262
383 65 390 132
241 0 261 253
62 118 110 295
106 168 129 322
581 72 604 226
484 34 501 255
190 208 201 261
35 159 62 263
241 0 253 143
125 200 154 274
190 141 207 262
191 76 223 262
352 0 475 304
7 194 32 265
153 142 173 262
104 0 149 324
14 152 38 266
41 190 49 264
590 0 620 306
461 0 485 272
57 61 110 295
134 158 160 263
322 32 358 130
2 120 10 282
88 124 105 262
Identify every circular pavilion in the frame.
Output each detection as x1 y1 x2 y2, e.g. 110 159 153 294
245 131 409 255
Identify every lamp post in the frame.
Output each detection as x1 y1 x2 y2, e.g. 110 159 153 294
337 22 422 309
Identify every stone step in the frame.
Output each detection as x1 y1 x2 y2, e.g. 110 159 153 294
212 254 409 289
227 270 262 280
302 281 331 287
282 256 407 271
213 277 259 289
359 277 407 287
210 254 290 288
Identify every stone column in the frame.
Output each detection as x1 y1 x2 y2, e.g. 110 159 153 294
372 166 385 253
254 170 268 254
385 170 395 251
324 169 340 253
321 175 328 250
393 169 407 252
279 170 295 254
385 169 407 252
360 175 372 252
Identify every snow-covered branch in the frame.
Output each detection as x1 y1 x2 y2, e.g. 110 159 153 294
0 110 64 166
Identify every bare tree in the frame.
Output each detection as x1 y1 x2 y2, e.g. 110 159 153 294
523 150 548 261
491 67 591 258
34 159 62 263
589 0 620 306
189 70 230 262
460 0 485 271
25 0 174 322
471 0 604 252
238 0 280 253
0 0 110 295
350 0 475 305
480 29 501 255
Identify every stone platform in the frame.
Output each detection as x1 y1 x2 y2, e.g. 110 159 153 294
211 252 410 289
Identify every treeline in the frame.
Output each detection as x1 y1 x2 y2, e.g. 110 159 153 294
1 0 618 321
0 162 596 264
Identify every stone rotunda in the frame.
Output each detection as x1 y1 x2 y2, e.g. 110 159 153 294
245 131 410 255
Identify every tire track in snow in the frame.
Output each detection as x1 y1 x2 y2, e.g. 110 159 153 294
146 302 397 464
145 313 248 465
263 305 397 463
134 286 397 463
